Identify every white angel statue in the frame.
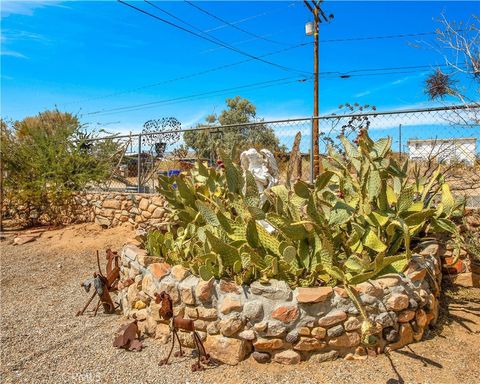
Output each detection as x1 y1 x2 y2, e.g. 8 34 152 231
239 148 279 233
240 148 279 202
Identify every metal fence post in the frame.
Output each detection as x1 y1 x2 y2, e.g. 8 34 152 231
399 124 402 160
310 118 315 184
137 134 142 193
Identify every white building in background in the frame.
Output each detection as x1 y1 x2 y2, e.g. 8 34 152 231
407 137 477 166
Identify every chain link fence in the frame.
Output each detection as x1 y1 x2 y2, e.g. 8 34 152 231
88 104 479 207
317 104 479 207
87 118 313 193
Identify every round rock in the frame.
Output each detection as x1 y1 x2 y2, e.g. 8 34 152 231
252 351 271 364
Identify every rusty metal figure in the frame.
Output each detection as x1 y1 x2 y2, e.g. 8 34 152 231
105 249 120 284
155 291 211 372
113 319 143 351
76 249 120 316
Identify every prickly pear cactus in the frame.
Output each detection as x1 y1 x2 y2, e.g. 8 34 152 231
146 130 460 290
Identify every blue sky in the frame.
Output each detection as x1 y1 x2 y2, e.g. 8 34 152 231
1 0 478 140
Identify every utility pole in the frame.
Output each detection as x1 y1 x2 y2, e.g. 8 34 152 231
398 124 402 160
304 1 331 179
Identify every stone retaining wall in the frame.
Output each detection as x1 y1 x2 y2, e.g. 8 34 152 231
117 242 442 365
3 192 168 229
85 192 168 229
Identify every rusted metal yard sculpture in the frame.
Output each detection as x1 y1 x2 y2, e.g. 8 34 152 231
113 319 143 351
76 249 120 316
155 291 212 372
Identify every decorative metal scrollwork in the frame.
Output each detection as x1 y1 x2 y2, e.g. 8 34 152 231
142 117 181 145
142 117 181 158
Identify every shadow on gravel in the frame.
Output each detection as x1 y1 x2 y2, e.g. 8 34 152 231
385 352 405 384
396 346 443 368
435 280 480 335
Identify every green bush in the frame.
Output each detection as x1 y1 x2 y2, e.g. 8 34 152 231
1 110 120 225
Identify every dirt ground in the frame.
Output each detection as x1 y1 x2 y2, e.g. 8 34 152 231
1 223 479 384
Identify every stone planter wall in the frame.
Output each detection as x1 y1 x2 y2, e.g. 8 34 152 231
2 192 168 230
117 242 442 365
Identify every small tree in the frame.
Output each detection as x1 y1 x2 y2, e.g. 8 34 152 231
424 14 479 109
1 110 120 225
422 14 480 196
183 96 283 160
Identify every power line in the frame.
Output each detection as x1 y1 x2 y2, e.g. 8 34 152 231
63 42 311 106
183 0 289 46
326 63 459 77
87 77 310 117
331 69 440 79
82 63 465 116
200 34 284 54
83 76 311 116
328 63 470 78
63 29 460 107
117 0 310 76
144 1 223 42
320 30 465 43
198 29 465 54
197 28 459 57
144 0 292 53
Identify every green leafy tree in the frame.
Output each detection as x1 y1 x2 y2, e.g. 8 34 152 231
1 110 120 225
183 96 283 159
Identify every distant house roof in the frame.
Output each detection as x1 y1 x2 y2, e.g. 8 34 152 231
407 137 477 144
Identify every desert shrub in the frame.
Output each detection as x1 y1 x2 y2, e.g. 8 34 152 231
0 110 120 225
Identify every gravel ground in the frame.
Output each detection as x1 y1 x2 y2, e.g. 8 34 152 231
1 223 479 384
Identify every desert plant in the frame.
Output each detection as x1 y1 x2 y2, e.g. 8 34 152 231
145 231 175 258
147 131 462 346
150 130 461 289
1 110 121 225
154 149 279 284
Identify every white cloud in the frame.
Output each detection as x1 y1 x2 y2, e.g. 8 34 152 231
353 74 425 99
1 1 66 19
391 77 409 86
2 29 49 43
1 50 28 58
354 90 371 97
182 112 208 128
